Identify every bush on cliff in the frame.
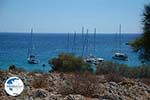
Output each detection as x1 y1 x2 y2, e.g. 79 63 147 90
49 53 92 72
8 65 26 73
96 61 129 77
139 65 150 78
96 61 150 78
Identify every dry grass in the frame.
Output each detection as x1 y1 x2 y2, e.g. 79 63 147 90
104 73 123 83
57 72 101 97
32 74 49 89
140 78 150 85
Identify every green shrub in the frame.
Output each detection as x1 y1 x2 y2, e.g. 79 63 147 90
96 61 150 78
49 53 92 72
96 61 115 74
139 65 150 78
8 65 26 73
96 61 129 77
128 67 140 78
9 65 16 71
130 37 144 52
127 65 150 78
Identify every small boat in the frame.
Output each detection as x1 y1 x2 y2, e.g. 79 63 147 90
85 56 104 65
93 28 104 64
112 24 128 61
92 57 104 65
85 28 104 64
85 55 96 63
27 55 39 64
112 52 128 61
96 57 104 63
94 28 104 64
27 28 40 64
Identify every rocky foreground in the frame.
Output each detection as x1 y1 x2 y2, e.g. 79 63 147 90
0 71 150 100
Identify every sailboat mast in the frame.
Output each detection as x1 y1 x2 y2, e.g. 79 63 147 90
81 27 84 57
30 28 33 55
119 24 121 52
67 32 70 52
82 27 84 41
94 28 96 56
72 31 76 54
86 29 89 57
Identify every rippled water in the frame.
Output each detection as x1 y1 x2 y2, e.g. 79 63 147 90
0 33 141 72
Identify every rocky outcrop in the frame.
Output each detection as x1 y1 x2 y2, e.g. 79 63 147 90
32 89 48 98
64 95 85 100
0 71 149 100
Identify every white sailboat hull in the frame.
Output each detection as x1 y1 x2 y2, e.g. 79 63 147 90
112 52 128 61
27 56 40 64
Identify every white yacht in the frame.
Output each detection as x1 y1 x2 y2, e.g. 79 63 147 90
112 24 128 61
112 52 128 61
27 28 40 64
85 28 104 64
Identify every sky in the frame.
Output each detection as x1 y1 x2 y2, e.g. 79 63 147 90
0 0 149 33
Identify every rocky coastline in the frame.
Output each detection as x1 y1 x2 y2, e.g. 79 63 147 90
0 70 150 100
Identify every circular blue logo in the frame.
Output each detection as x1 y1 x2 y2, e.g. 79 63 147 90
5 76 24 96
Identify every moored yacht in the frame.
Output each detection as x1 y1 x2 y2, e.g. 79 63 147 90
27 28 40 64
85 28 104 65
112 24 128 61
27 55 40 64
112 52 128 61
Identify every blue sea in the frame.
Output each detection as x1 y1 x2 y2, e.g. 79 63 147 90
0 33 141 72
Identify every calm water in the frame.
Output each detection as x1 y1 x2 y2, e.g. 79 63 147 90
0 33 141 72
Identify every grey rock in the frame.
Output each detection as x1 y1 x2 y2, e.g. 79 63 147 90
147 88 150 93
100 95 117 100
47 93 63 100
109 82 118 87
64 95 85 100
32 89 48 98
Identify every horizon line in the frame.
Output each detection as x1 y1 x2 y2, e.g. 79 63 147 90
0 32 142 34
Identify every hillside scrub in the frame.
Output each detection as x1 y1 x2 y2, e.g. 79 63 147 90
49 53 92 73
96 61 150 78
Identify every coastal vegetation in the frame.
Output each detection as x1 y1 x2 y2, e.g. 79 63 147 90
8 65 26 73
131 3 150 62
48 53 150 79
96 61 150 79
49 53 92 73
0 65 150 99
0 54 150 99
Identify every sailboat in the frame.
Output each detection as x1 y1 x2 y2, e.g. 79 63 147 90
112 24 128 61
85 28 104 64
84 29 95 63
27 28 40 64
94 28 104 64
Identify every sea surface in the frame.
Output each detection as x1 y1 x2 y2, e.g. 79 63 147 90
0 33 141 72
